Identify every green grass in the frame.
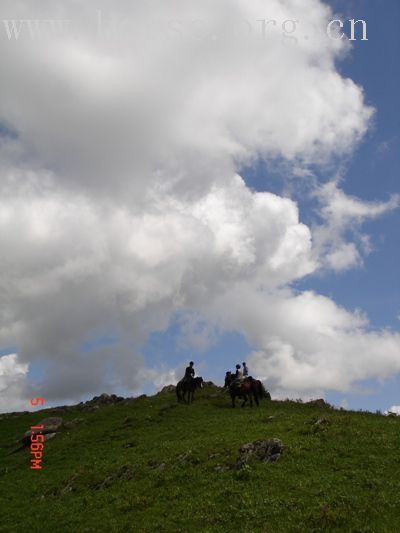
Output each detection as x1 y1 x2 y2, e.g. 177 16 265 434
1 387 400 532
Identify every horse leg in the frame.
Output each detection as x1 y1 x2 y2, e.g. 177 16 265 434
241 395 247 408
231 394 235 408
177 385 183 403
254 391 259 407
251 385 259 407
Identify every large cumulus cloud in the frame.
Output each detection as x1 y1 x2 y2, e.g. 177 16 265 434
0 0 398 409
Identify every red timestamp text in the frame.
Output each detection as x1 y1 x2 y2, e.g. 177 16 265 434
29 397 46 470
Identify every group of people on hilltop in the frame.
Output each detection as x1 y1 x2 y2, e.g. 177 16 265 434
233 362 248 380
180 360 250 385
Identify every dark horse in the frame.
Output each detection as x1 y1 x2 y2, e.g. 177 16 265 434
252 379 272 401
176 377 204 404
224 372 270 408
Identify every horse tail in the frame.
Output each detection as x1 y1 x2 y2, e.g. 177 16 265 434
251 382 259 406
258 380 271 400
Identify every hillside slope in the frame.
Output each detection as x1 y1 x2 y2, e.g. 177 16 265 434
1 385 400 532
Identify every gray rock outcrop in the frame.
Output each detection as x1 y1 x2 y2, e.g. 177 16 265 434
236 438 284 469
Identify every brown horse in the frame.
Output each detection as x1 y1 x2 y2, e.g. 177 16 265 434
224 372 271 407
224 372 259 408
176 377 204 404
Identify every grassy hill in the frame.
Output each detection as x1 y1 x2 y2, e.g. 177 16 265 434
1 384 400 532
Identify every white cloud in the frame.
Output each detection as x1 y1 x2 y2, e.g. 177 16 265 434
384 406 400 416
317 181 400 223
325 242 362 271
141 366 182 392
176 312 219 353
312 180 400 272
0 0 372 200
0 353 30 412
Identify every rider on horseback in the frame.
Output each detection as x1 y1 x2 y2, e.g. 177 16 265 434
183 361 195 383
233 363 244 386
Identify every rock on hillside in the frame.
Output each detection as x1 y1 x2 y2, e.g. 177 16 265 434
158 385 176 394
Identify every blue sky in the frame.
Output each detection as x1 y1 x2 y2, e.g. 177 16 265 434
321 0 400 409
